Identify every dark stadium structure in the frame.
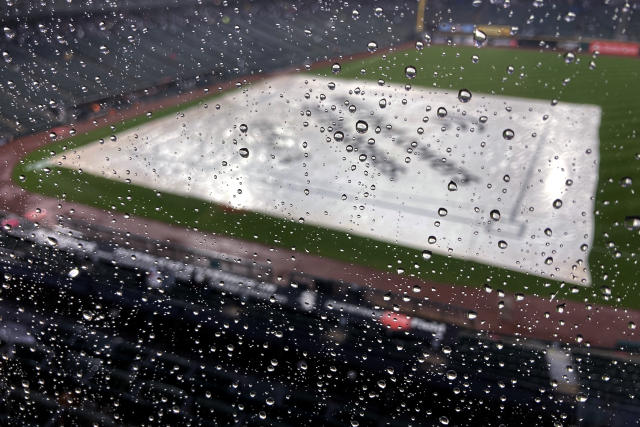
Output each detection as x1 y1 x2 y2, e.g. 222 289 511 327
1 0 638 142
2 213 640 425
1 0 640 426
1 214 639 426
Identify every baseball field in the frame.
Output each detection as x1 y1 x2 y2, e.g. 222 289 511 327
14 45 640 308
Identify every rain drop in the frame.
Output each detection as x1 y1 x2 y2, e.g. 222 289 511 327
564 52 575 64
473 28 487 47
620 177 633 188
404 65 417 79
457 88 472 103
502 129 514 140
355 120 368 134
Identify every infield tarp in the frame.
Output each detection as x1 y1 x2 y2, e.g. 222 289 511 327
55 75 601 285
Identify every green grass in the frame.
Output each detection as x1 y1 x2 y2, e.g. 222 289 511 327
14 45 640 308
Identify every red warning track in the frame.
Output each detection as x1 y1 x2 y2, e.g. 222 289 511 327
1 52 638 351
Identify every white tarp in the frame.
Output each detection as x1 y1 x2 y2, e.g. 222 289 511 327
55 75 601 285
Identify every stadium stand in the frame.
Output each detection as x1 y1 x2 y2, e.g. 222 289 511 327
0 0 416 142
0 213 638 425
1 0 638 143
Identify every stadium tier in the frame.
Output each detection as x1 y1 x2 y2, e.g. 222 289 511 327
0 0 416 141
1 214 639 425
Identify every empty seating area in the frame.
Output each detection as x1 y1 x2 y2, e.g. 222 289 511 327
0 0 417 142
0 219 572 426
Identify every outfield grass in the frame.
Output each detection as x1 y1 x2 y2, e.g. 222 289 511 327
14 45 640 308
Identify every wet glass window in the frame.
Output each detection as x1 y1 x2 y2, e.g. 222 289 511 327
0 0 639 425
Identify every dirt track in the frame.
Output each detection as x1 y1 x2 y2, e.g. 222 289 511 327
1 52 638 350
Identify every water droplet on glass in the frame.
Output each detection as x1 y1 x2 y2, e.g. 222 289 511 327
239 148 249 158
624 216 640 230
498 240 508 249
355 120 368 134
467 311 477 320
332 63 341 73
367 41 378 53
471 54 479 64
422 250 432 260
404 65 417 79
457 88 472 103
437 107 447 118
446 370 457 380
378 98 387 108
447 181 458 191
564 11 576 22
576 393 588 403
68 268 80 278
553 199 563 209
490 209 501 221
438 208 448 217
82 311 94 321
544 227 553 237
239 123 248 133
374 6 383 17
620 177 633 187
328 82 336 90
428 235 437 244
334 131 344 141
473 28 487 47
502 129 514 140
415 40 424 50
564 52 575 64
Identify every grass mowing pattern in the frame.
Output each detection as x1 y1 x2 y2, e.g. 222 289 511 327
14 46 640 308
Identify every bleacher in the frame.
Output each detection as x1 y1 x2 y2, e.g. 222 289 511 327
0 214 638 424
0 216 582 426
0 0 417 142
